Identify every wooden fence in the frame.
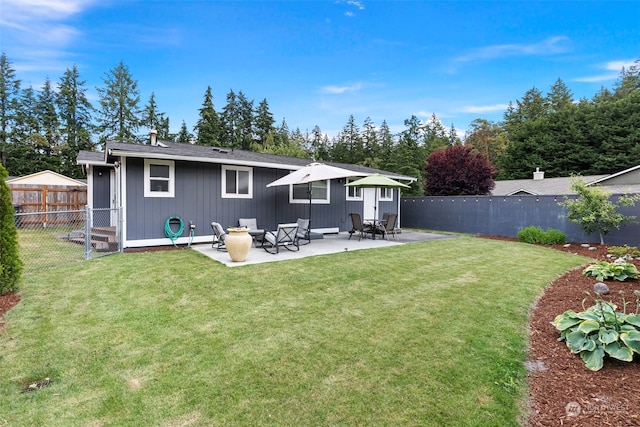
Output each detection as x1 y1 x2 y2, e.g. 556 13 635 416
10 184 87 227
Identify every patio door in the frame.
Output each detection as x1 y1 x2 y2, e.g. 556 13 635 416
362 188 378 221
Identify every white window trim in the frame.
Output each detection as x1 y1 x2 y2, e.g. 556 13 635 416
222 165 253 199
345 178 364 201
144 159 174 198
290 180 330 204
379 187 393 201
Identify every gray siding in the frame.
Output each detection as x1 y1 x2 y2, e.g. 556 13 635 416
124 159 400 241
93 167 111 208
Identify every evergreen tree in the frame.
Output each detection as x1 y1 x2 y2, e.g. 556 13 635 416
57 65 95 176
361 117 380 168
0 163 23 293
141 92 170 141
395 116 426 196
96 61 141 143
309 125 330 161
254 98 274 147
546 78 574 112
6 86 41 175
176 120 193 143
377 120 395 171
613 59 640 99
194 86 221 146
220 89 238 148
237 91 254 150
0 53 21 167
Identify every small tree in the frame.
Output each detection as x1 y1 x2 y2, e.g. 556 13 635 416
560 178 640 245
424 145 497 196
0 163 23 293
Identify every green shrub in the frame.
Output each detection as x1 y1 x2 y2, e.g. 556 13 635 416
517 226 567 245
608 245 640 259
582 259 639 281
541 228 567 245
517 226 545 244
0 163 23 294
552 292 640 371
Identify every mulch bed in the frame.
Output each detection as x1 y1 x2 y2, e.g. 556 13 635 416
1 238 639 425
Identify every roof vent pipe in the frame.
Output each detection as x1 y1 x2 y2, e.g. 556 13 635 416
533 167 544 180
150 129 157 146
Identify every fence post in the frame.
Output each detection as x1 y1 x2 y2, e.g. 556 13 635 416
119 207 124 252
85 206 92 260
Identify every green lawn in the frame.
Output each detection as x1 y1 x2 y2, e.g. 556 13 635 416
0 237 590 426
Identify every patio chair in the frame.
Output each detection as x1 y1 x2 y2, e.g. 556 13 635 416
238 217 265 247
262 223 300 254
210 222 227 251
296 218 311 245
376 212 398 241
348 212 373 241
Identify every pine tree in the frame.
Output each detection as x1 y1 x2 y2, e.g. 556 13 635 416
254 98 274 147
0 54 21 167
547 78 574 112
220 89 238 148
96 61 141 143
237 91 254 150
57 65 95 177
141 92 170 141
194 86 221 146
176 120 192 143
0 162 23 293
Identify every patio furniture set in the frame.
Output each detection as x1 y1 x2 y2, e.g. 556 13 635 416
211 217 311 256
211 212 398 261
348 212 398 241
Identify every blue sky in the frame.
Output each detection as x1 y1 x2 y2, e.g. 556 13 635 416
2 0 638 139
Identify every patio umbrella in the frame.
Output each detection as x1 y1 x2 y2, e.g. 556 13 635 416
344 174 410 239
266 162 362 230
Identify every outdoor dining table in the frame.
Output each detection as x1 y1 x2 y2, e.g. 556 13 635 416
363 219 384 240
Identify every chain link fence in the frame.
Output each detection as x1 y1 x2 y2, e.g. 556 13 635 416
16 207 121 276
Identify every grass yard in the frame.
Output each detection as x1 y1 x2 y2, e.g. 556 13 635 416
0 237 590 426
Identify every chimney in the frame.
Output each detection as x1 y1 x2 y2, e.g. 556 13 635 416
533 167 544 180
150 129 157 146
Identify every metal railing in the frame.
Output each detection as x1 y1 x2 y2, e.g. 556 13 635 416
16 207 122 275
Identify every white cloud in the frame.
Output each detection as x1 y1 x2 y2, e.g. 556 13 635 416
320 82 363 94
572 59 637 83
460 104 509 113
455 36 571 63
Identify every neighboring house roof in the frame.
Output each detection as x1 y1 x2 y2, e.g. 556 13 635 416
6 170 86 186
77 140 416 182
492 165 640 196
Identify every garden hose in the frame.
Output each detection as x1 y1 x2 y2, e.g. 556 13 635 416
164 216 184 247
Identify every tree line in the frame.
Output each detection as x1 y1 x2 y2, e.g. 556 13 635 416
1 53 639 196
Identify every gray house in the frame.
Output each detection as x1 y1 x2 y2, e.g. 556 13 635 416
77 137 415 249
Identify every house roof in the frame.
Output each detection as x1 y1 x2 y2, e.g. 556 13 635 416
492 164 640 196
77 140 416 182
6 170 86 186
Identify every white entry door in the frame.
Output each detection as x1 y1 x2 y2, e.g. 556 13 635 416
362 187 378 221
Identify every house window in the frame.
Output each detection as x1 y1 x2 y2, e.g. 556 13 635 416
222 165 252 198
379 187 393 201
291 180 330 204
144 159 174 198
346 178 363 200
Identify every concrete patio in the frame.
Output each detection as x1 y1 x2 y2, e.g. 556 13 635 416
191 230 456 267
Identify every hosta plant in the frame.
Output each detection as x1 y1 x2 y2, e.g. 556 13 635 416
552 292 640 371
582 259 639 281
